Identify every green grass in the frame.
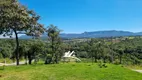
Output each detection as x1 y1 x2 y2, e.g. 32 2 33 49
0 63 142 80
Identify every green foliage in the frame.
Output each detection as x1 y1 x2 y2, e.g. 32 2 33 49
0 0 44 65
0 0 44 36
45 24 62 64
0 58 13 63
114 59 120 65
0 36 142 65
98 60 107 68
66 37 142 65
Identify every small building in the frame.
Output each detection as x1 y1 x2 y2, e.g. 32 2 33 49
61 51 81 62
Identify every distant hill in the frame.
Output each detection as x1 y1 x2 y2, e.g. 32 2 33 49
19 30 142 39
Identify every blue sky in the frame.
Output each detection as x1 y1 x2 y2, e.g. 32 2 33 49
19 0 142 33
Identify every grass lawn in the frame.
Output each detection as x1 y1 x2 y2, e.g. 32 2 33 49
0 63 142 80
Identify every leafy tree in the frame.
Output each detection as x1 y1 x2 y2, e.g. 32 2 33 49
0 0 44 65
26 40 45 64
46 24 61 64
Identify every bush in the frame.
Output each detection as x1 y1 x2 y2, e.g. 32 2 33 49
45 54 52 64
98 60 107 68
98 60 103 68
114 59 120 65
0 58 13 63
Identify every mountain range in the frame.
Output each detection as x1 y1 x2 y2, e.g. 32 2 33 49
19 30 142 39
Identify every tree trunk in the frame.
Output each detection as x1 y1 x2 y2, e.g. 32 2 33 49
25 55 28 65
119 55 122 64
28 52 32 65
55 54 58 64
14 29 19 65
45 57 52 64
45 58 48 64
29 59 32 65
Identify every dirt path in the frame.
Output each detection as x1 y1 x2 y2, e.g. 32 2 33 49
132 69 142 73
0 61 25 66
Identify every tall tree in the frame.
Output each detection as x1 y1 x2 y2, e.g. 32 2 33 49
46 24 61 64
0 0 44 65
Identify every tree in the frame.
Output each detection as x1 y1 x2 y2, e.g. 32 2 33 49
25 40 45 65
0 0 44 65
88 39 100 63
46 24 61 64
114 45 124 64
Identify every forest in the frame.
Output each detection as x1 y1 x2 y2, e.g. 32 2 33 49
0 36 142 66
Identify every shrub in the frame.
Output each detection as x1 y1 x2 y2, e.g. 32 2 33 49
98 60 107 68
114 59 120 65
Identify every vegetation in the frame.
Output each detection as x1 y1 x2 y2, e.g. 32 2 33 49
0 0 44 65
0 0 141 80
0 36 142 66
45 24 62 64
0 0 141 66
